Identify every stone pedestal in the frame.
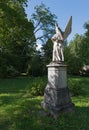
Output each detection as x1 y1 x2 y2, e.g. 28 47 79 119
41 62 74 118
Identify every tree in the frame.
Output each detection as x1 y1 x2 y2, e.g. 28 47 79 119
41 39 53 74
80 21 89 64
68 34 84 56
31 3 57 43
0 1 36 77
42 39 52 63
64 34 84 75
27 3 58 76
27 50 44 76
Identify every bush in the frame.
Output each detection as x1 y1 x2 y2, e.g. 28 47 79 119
68 79 83 96
30 77 47 96
28 77 83 96
0 64 8 78
0 65 19 78
7 65 20 77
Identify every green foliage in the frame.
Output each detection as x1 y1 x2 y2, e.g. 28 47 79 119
65 23 89 76
41 39 53 74
31 3 57 43
68 78 83 96
67 55 82 75
64 34 84 75
27 51 44 77
6 65 20 77
30 77 47 96
0 65 19 78
0 2 57 78
0 64 7 78
42 39 52 63
0 1 36 77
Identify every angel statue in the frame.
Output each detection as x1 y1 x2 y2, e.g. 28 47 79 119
51 16 72 62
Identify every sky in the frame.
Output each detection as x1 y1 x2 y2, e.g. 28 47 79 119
25 0 89 42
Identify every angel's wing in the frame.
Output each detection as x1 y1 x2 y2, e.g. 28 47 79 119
63 16 72 40
55 23 63 41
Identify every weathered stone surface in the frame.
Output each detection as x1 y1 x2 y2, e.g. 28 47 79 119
47 63 67 89
41 63 74 118
44 87 71 106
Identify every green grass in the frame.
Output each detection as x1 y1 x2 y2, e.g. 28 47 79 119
0 76 89 130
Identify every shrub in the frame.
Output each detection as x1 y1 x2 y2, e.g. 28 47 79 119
0 64 8 78
7 65 20 77
29 77 83 96
30 77 47 96
0 65 19 78
68 79 83 96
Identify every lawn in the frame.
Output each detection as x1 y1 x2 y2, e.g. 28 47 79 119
0 76 89 130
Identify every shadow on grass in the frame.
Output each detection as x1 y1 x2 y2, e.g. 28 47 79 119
0 96 89 130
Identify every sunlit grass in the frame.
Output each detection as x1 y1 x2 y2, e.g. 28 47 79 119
0 77 89 130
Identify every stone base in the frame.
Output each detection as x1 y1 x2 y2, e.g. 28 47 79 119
41 63 74 118
41 87 74 118
41 102 74 119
